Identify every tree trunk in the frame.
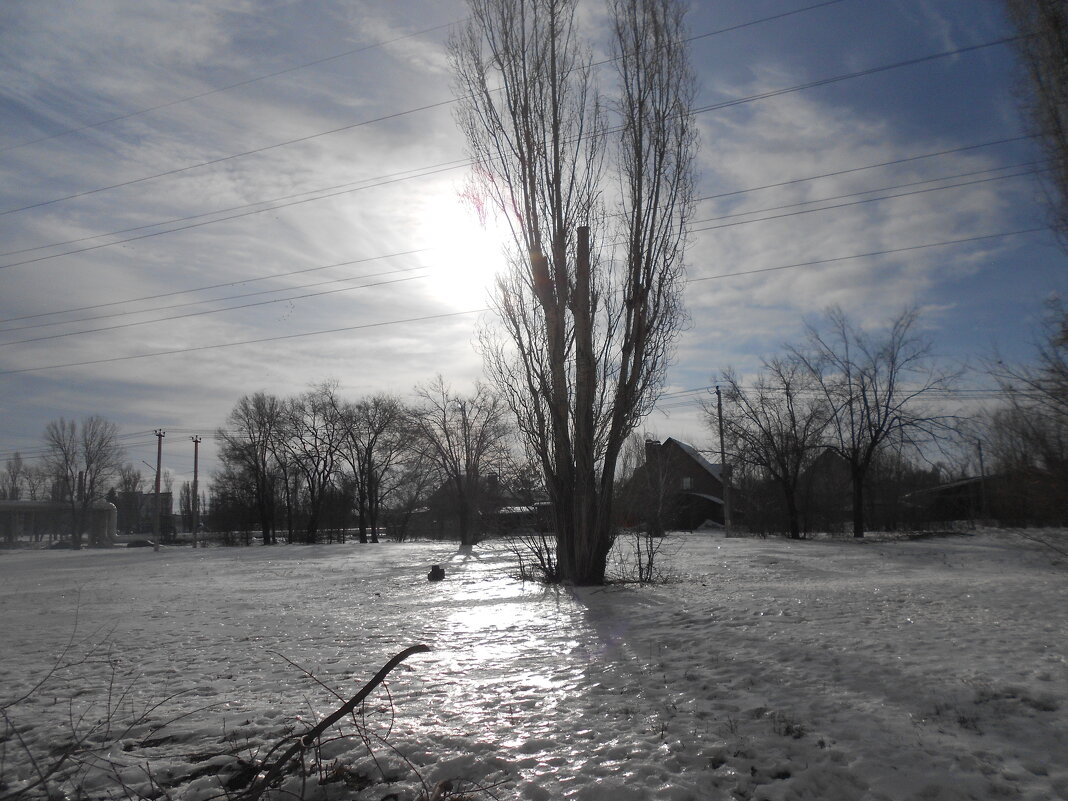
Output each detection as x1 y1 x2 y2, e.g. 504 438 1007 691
783 484 801 540
851 468 866 538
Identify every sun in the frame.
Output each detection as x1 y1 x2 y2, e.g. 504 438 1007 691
419 197 515 309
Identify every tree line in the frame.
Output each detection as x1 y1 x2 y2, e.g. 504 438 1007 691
712 304 1068 539
209 377 514 547
0 376 519 549
5 299 1067 550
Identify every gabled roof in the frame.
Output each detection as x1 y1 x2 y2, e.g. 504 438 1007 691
667 438 723 481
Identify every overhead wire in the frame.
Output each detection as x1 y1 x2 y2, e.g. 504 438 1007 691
0 271 429 345
0 31 1019 221
0 96 465 218
0 308 491 376
1 135 1031 269
0 20 462 153
0 263 429 334
0 248 430 325
0 12 1041 377
689 168 1041 233
3 189 1043 344
3 0 847 206
692 135 1034 203
688 161 1040 226
0 163 469 260
685 227 1045 284
0 225 1046 375
0 162 466 271
5 151 1033 328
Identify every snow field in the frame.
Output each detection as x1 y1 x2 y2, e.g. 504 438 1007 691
0 531 1065 800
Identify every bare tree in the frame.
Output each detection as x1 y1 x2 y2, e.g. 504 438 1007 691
382 452 439 542
452 0 697 584
275 384 345 544
790 308 958 538
218 392 284 544
42 416 125 548
714 358 828 539
3 452 23 500
410 376 511 549
116 463 144 494
22 463 48 501
336 394 408 544
1003 0 1068 243
991 296 1068 421
986 297 1068 523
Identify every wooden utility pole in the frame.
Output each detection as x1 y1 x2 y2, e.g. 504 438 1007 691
716 386 732 535
153 429 165 551
191 435 201 549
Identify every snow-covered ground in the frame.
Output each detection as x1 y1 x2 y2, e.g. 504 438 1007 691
1 531 1065 801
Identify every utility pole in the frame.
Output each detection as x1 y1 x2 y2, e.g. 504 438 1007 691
977 438 988 521
716 386 732 536
191 435 201 549
153 429 165 551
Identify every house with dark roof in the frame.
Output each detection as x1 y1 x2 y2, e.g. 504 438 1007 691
408 473 538 540
619 438 726 532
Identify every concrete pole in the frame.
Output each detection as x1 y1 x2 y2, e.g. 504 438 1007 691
153 429 165 551
191 435 201 548
977 438 988 521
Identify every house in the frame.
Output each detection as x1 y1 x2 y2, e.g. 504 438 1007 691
408 474 536 539
620 438 726 532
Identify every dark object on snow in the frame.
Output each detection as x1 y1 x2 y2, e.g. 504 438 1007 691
126 539 156 548
427 564 446 582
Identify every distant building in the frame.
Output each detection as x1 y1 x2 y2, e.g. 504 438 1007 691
0 500 116 546
409 474 537 539
620 438 726 532
108 490 175 538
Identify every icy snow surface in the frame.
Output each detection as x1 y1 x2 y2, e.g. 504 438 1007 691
1 531 1066 801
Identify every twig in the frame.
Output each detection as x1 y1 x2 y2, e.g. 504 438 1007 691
238 644 431 801
267 652 346 705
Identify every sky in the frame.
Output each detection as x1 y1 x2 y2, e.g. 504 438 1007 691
1 0 1065 488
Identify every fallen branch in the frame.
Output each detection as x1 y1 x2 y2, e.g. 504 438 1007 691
239 644 431 801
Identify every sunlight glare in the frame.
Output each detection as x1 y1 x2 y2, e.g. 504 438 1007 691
420 199 514 309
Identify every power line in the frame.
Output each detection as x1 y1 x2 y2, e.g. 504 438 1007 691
0 264 427 334
655 384 1027 406
693 136 1034 204
0 272 428 345
690 168 1040 233
691 36 1019 117
0 96 464 218
0 163 469 260
0 21 462 154
4 135 1030 264
0 227 1046 375
1 32 1017 221
0 149 1031 273
0 309 490 376
11 0 834 160
0 162 466 270
0 35 1022 279
685 227 1045 283
690 161 1039 225
0 249 429 325
7 211 1040 344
